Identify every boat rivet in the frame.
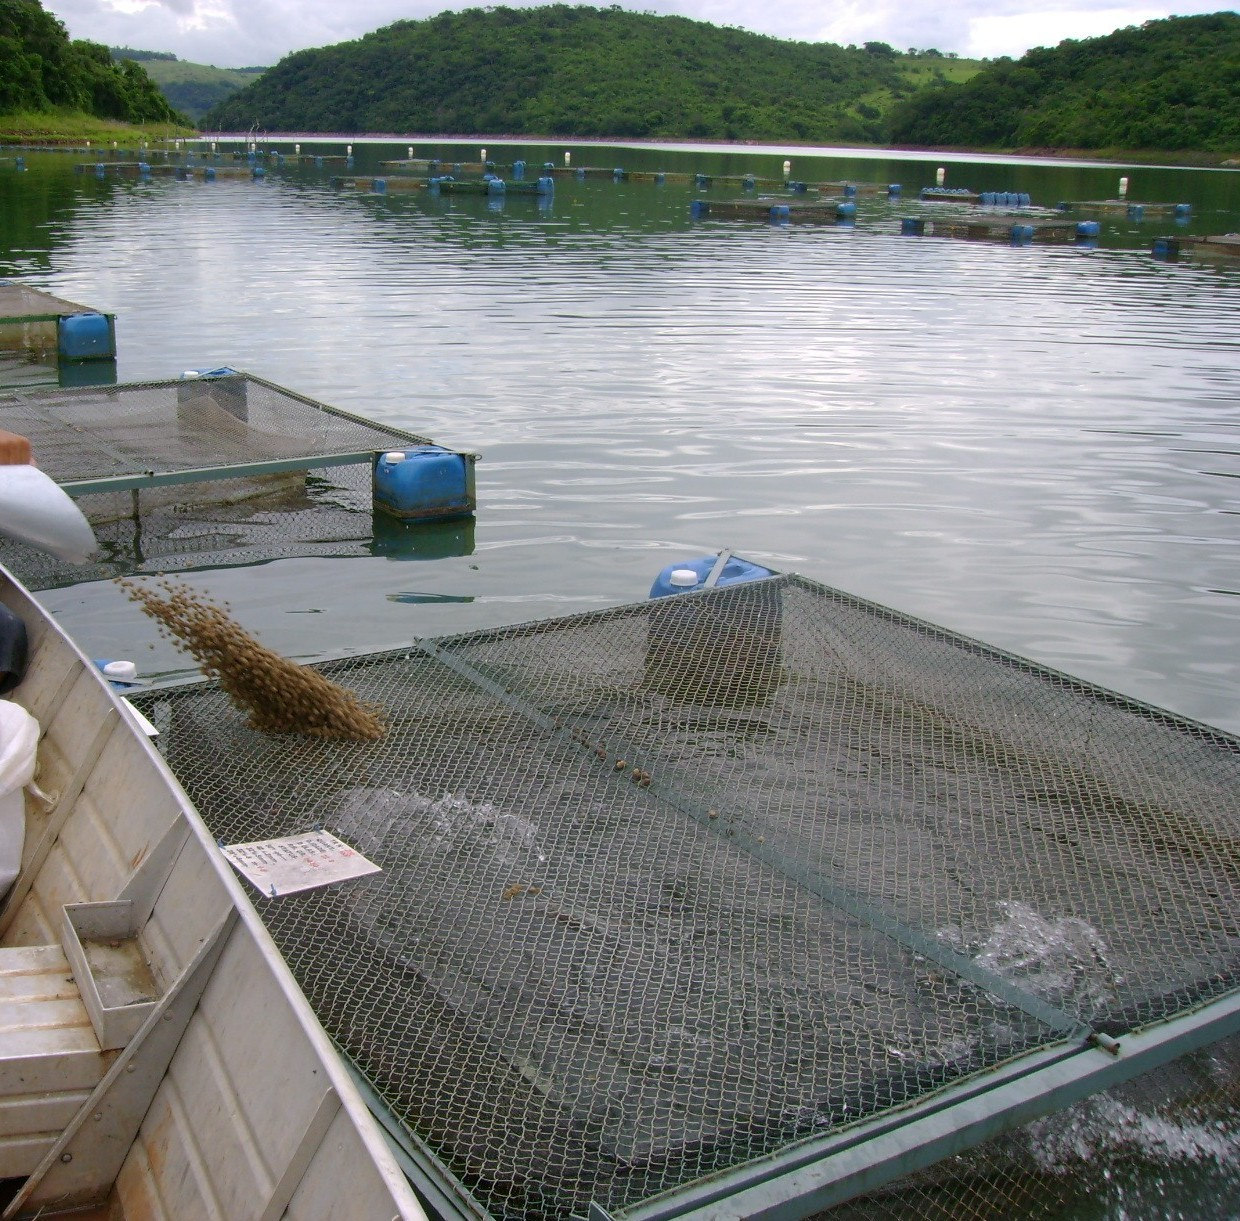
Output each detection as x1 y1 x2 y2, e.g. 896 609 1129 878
93 1111 103 1121
125 1063 136 1072
60 1153 73 1163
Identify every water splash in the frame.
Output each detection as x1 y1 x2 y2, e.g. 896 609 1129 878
974 900 1123 1017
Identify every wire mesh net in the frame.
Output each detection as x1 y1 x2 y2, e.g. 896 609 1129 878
0 371 427 492
131 574 1240 1220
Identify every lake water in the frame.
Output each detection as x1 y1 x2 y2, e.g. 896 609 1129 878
1 136 1238 1216
2 138 1239 742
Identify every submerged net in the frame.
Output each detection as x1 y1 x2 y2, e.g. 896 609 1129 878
130 574 1240 1220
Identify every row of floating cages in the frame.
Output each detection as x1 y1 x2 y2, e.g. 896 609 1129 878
0 368 476 588
0 283 117 390
126 550 1240 1221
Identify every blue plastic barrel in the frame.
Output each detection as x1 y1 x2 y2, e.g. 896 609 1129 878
836 200 856 218
95 163 105 178
537 176 554 195
1127 204 1145 222
252 166 265 179
14 157 25 171
373 448 475 523
769 204 790 222
513 160 526 179
790 181 808 194
1152 237 1180 259
1010 223 1034 243
888 183 902 196
613 168 625 180
1075 221 1100 238
372 177 387 193
1017 192 1031 207
649 554 776 599
654 173 666 185
57 313 115 361
901 217 925 235
980 192 994 206
205 166 216 180
1174 203 1191 218
742 176 755 190
690 200 710 218
695 173 711 188
487 178 505 195
138 162 150 175
843 184 858 197
575 168 585 180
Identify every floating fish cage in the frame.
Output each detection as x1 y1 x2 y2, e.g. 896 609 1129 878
0 371 476 587
130 572 1240 1221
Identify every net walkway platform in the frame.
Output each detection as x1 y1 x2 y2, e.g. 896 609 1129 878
130 574 1240 1220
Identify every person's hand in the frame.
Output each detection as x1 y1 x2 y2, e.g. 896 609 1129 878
0 431 32 465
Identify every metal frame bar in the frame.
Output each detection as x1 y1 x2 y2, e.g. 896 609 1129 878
612 989 1240 1221
60 450 386 495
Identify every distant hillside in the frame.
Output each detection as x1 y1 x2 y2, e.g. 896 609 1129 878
111 50 267 123
203 5 982 142
0 0 183 125
890 13 1240 152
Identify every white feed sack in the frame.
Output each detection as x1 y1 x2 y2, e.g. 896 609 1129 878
0 700 39 893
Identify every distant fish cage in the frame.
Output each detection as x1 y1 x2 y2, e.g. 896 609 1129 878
132 571 1240 1221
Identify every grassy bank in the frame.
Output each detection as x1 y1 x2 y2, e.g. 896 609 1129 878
0 110 196 147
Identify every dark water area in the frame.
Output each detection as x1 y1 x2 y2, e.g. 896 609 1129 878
1 137 1238 739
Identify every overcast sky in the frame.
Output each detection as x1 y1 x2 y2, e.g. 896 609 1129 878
42 0 1239 69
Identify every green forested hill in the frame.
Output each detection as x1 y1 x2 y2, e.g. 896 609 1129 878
0 0 183 124
890 13 1240 151
202 5 980 142
111 49 266 123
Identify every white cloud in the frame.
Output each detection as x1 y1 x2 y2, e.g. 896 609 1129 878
41 0 1240 68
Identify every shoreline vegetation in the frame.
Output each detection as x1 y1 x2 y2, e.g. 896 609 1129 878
1 115 1234 170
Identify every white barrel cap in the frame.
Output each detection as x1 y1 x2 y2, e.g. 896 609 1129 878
102 660 138 681
382 451 406 463
669 568 700 587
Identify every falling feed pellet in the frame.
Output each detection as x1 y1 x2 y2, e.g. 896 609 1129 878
117 576 386 741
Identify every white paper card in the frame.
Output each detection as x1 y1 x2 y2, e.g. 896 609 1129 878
221 830 381 897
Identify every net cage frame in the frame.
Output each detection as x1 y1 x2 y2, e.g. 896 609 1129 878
0 369 460 497
129 572 1240 1221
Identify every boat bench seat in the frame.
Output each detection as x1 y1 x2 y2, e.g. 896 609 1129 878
0 943 110 1178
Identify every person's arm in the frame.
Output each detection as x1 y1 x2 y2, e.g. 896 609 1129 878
0 431 32 465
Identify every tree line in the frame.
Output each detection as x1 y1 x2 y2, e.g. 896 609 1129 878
202 5 972 142
0 0 183 124
889 13 1240 151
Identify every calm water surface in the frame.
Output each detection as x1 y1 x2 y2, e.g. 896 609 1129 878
2 139 1238 735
